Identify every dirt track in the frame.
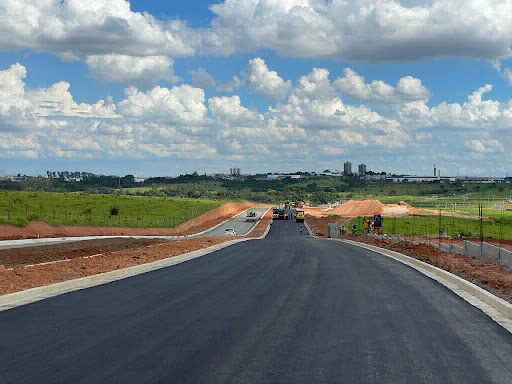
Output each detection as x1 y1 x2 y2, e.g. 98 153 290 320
0 202 261 240
0 238 168 268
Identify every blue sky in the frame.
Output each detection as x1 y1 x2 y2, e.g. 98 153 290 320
0 0 511 177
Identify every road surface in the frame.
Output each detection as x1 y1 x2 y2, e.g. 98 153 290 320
197 207 269 237
1 219 511 383
0 207 269 250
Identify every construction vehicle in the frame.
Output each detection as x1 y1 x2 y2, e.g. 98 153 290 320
278 209 288 220
245 211 258 222
296 210 305 222
272 208 279 220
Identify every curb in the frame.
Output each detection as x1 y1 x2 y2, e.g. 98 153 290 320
304 220 316 238
338 239 512 334
0 220 273 312
0 207 269 250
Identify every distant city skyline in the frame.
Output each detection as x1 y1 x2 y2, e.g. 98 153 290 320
0 1 511 177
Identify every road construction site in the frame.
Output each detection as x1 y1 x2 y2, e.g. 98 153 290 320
1 216 511 383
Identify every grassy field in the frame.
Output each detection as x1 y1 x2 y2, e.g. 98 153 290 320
348 212 512 240
0 191 222 228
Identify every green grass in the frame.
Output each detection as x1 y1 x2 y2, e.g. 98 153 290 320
348 214 512 240
0 191 222 228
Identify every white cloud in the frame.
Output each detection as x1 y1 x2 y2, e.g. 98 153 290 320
191 68 217 89
504 68 512 86
334 68 431 102
207 0 512 61
85 55 178 88
0 63 32 121
1 61 511 174
464 139 504 153
0 0 194 58
116 85 208 124
245 58 291 102
208 95 263 124
216 75 242 93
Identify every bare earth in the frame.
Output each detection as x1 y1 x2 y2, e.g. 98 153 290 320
0 208 272 295
0 201 261 240
305 199 421 218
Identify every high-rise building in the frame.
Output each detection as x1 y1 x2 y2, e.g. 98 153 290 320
230 168 241 176
358 164 367 175
343 162 352 175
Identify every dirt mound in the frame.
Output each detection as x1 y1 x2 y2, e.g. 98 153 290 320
0 202 260 240
328 199 385 217
381 201 422 217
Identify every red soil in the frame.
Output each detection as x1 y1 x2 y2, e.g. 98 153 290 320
0 202 261 240
0 208 272 295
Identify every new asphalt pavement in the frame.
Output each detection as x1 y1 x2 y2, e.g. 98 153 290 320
1 219 511 383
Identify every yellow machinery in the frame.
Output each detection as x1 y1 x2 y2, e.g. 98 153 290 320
296 210 305 222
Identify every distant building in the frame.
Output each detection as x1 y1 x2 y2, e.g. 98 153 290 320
230 168 241 176
358 164 367 175
343 162 352 175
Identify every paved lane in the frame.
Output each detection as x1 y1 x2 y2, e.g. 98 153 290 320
198 207 269 237
1 220 511 383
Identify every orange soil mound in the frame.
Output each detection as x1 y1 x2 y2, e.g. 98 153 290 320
309 199 421 218
328 199 385 217
0 201 261 240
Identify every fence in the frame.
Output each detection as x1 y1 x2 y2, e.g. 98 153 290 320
0 204 215 228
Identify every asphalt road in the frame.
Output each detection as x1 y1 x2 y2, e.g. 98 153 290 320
198 207 269 237
1 219 511 383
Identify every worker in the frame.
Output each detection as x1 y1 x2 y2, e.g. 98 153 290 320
352 224 357 234
363 219 369 234
341 225 346 235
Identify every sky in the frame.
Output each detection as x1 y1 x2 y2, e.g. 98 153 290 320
0 0 511 177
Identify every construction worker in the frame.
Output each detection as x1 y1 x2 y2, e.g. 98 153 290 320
363 219 369 234
341 225 346 235
352 224 357 234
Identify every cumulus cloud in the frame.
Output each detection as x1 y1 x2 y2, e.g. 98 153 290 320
209 95 263 124
85 55 178 88
1 61 511 175
117 85 208 124
0 0 194 58
208 0 512 61
245 58 291 102
334 68 431 103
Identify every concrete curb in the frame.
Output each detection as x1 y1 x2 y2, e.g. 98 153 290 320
338 239 512 334
304 220 316 238
0 220 273 312
0 207 269 250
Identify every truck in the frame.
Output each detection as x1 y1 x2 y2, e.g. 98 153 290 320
296 210 305 222
272 208 279 220
245 211 258 222
278 209 288 220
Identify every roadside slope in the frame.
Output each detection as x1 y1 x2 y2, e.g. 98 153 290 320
0 202 261 240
